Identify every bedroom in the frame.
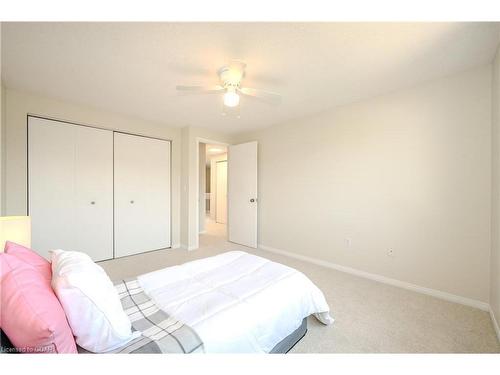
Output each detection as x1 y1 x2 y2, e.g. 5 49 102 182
1 1 500 374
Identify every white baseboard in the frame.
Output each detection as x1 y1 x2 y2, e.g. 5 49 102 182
171 243 181 249
490 308 500 343
258 244 490 312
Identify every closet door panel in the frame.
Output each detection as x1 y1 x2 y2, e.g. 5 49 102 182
114 133 171 257
28 118 77 259
74 127 114 261
28 117 113 261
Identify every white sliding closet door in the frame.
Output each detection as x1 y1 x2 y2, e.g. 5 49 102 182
114 133 171 257
28 117 114 261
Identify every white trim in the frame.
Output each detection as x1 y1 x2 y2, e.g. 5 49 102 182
490 308 500 343
258 244 490 311
171 243 181 249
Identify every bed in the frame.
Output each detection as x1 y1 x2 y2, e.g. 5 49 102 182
111 251 333 353
1 250 333 354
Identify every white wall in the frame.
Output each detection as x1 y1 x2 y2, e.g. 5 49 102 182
235 65 492 303
491 45 500 339
2 87 182 247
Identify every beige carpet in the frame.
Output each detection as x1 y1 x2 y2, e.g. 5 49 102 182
99 219 500 353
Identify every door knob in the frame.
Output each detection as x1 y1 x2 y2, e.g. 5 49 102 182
130 200 135 204
250 198 256 203
90 201 95 205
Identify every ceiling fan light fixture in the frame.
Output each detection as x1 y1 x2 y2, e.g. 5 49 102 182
223 89 240 107
176 61 282 109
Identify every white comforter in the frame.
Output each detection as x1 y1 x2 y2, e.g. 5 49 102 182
137 251 333 353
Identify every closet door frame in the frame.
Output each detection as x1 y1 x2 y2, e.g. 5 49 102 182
26 114 173 259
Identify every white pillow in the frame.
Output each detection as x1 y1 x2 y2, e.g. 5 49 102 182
51 249 139 353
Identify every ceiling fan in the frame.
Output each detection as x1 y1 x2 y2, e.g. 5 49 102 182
176 61 282 109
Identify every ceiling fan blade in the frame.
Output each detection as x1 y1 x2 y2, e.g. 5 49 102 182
176 85 224 94
238 87 282 103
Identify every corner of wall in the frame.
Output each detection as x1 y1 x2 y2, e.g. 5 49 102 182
1 22 4 216
490 41 500 343
0 84 4 216
0 84 5 217
0 84 3 216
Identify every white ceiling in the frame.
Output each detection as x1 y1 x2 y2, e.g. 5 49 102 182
2 22 499 134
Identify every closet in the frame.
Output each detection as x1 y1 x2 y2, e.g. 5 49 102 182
28 116 171 261
114 133 171 257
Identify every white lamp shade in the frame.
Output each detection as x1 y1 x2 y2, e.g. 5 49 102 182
0 216 31 251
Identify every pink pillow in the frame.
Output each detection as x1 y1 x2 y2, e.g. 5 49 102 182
0 252 77 353
4 241 51 281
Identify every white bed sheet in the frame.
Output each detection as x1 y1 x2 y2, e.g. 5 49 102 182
137 251 333 353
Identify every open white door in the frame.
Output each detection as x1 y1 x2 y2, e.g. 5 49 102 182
228 141 258 248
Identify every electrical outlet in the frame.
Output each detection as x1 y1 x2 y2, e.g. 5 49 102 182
346 238 352 248
387 249 395 257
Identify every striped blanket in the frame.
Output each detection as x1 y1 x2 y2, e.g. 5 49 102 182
110 278 204 354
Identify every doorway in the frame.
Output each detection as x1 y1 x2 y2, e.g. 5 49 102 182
197 140 258 249
199 142 228 241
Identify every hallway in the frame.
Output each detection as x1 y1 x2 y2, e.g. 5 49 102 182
200 215 227 246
